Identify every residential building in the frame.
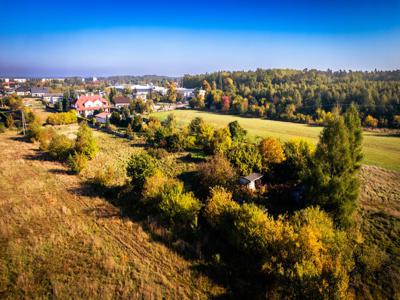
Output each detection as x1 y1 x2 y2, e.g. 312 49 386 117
31 87 49 98
176 88 195 99
43 93 63 105
73 94 109 117
113 95 131 108
113 83 168 100
15 86 31 96
95 112 111 124
14 78 27 83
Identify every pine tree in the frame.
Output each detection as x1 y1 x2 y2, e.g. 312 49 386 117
344 103 363 171
308 115 358 228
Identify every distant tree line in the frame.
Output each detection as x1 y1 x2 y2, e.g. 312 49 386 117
183 69 400 128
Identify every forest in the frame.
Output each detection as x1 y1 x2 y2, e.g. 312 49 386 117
183 69 400 128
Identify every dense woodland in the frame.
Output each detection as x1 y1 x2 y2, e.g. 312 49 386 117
183 69 400 128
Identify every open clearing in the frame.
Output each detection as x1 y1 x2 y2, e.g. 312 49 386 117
153 110 400 172
0 130 223 299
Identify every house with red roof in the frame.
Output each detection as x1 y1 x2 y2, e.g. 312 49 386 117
73 94 109 117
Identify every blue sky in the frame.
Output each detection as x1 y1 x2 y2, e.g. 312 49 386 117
0 0 399 76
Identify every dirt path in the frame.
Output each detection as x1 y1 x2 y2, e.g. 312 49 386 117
0 131 222 299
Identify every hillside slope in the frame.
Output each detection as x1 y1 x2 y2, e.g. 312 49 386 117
0 131 223 299
355 166 400 299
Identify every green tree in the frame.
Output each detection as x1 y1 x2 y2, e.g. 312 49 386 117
307 116 359 228
344 103 363 171
197 154 237 194
126 152 157 191
283 138 315 181
158 180 201 227
227 143 262 175
210 127 232 154
228 120 247 141
75 122 98 159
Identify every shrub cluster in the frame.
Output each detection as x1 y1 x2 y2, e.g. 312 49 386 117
204 186 354 298
127 153 202 227
46 110 77 125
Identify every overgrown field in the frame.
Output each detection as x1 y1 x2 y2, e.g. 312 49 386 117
0 130 224 299
152 110 400 171
354 166 400 299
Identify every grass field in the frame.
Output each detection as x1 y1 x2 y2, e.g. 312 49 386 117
152 110 400 171
0 130 224 299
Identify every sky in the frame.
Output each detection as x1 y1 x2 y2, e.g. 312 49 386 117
0 0 399 77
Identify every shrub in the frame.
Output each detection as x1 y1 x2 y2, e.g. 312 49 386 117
210 127 232 154
142 169 170 202
196 122 214 151
205 186 239 229
147 147 169 160
165 132 187 152
46 110 77 125
258 137 285 171
188 117 205 135
26 121 42 142
283 138 314 180
363 115 378 128
38 127 57 151
197 154 236 194
5 115 14 128
0 122 5 133
68 152 88 174
158 180 201 226
125 123 135 139
48 134 74 161
75 122 98 159
228 120 247 140
126 152 157 190
273 207 354 299
4 95 23 110
91 163 121 188
227 143 262 175
110 111 121 125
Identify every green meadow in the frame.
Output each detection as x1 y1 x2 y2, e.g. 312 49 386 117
152 110 400 172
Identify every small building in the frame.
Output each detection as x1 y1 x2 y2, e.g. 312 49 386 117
95 112 111 124
43 93 63 105
113 95 131 109
31 87 49 98
239 173 263 191
15 86 31 96
176 87 195 99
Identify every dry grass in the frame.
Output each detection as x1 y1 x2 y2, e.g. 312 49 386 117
0 131 224 299
355 166 400 299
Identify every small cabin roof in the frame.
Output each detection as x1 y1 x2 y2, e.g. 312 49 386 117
239 173 263 184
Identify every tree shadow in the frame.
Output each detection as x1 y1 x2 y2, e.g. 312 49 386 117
48 168 72 175
65 177 267 298
23 150 55 162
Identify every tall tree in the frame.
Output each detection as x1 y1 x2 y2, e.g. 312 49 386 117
344 103 363 171
228 120 247 141
308 115 359 228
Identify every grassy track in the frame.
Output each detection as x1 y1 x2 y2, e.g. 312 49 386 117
152 110 400 171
